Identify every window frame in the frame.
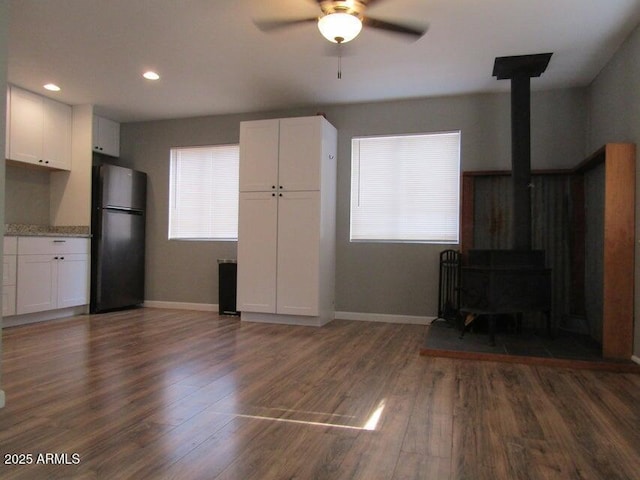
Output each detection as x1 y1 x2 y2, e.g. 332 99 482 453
349 130 461 244
168 143 240 242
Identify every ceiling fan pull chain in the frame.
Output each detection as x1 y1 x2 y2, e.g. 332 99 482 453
337 41 343 79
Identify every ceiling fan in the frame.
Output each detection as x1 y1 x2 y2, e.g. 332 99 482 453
255 0 427 44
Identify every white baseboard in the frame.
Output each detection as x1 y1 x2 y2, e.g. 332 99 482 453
0 390 5 409
143 300 219 312
335 311 434 325
241 311 330 327
632 355 640 366
3 305 88 328
141 302 434 326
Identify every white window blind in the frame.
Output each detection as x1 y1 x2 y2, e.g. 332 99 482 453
169 145 239 240
350 131 460 243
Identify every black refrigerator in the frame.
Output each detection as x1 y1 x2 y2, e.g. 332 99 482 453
91 164 147 313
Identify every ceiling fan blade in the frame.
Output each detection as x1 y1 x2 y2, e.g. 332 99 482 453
362 16 427 39
254 17 318 33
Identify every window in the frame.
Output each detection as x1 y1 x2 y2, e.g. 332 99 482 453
350 131 460 243
169 145 239 240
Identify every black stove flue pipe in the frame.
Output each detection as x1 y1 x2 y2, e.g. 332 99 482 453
493 53 552 250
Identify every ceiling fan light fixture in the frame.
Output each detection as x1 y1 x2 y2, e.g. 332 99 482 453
318 12 362 43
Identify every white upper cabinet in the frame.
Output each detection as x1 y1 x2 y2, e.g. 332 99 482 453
93 115 120 157
6 86 71 171
239 116 326 192
43 97 73 170
239 119 280 192
278 117 323 192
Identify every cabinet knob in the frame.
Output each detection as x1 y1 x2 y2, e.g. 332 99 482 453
279 186 283 189
54 256 58 260
272 193 275 197
38 159 43 163
272 185 276 189
279 193 283 197
60 257 65 260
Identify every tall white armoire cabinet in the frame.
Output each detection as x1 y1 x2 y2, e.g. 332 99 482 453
237 115 337 326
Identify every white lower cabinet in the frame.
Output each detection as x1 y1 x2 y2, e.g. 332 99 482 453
57 254 90 309
237 191 321 316
17 254 57 314
15 237 90 315
237 192 278 313
275 191 320 316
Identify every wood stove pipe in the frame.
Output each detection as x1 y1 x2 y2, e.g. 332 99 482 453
493 53 552 250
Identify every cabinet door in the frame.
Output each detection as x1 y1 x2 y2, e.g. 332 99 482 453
43 97 72 170
17 255 57 314
239 119 279 192
278 117 322 191
100 117 120 157
93 115 120 157
3 252 17 316
2 286 16 316
57 254 90 308
276 191 320 316
8 86 43 165
237 192 278 313
3 254 16 286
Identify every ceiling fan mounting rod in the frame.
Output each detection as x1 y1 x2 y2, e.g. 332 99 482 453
319 0 367 18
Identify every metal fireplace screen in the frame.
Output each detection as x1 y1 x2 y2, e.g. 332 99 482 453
437 249 461 325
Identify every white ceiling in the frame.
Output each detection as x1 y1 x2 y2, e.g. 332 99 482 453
7 0 640 122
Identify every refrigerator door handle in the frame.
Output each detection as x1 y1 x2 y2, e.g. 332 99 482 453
104 206 144 215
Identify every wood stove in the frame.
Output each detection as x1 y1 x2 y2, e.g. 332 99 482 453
460 54 553 345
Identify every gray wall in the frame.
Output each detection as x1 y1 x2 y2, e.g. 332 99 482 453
121 88 587 317
587 22 640 357
4 165 50 224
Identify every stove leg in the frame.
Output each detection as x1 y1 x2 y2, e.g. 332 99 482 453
489 314 496 346
459 313 477 339
545 310 552 338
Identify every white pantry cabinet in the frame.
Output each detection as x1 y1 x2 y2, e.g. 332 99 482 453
6 85 72 170
237 115 337 326
92 115 120 157
16 237 90 315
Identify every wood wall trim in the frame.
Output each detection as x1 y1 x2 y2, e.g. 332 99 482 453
463 169 573 177
460 175 475 258
602 143 636 359
569 174 586 316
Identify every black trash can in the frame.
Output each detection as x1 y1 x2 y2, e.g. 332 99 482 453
218 259 239 316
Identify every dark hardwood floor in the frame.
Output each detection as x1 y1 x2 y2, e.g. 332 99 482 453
0 308 639 479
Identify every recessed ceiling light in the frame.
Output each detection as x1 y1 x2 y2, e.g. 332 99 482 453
143 71 160 81
43 83 61 91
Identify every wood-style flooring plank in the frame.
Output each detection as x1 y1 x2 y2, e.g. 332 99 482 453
0 309 639 480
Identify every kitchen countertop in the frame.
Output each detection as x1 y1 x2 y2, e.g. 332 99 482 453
4 224 91 238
